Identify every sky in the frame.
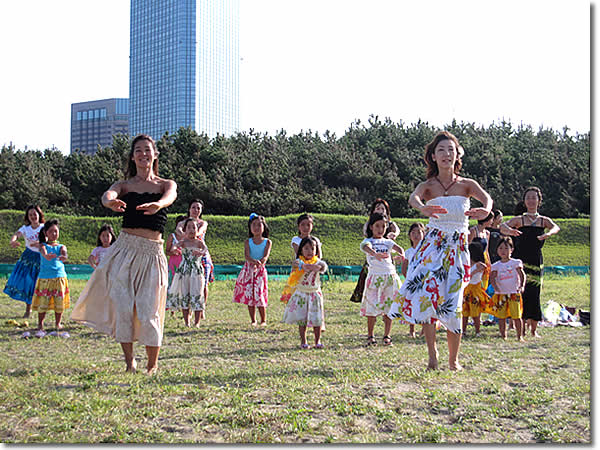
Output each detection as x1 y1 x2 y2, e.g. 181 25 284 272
0 0 591 154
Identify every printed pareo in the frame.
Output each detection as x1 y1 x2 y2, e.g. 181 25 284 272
387 196 471 334
282 267 326 327
3 248 41 304
233 262 268 307
485 293 523 319
360 273 402 317
167 248 205 311
462 282 490 317
32 278 70 313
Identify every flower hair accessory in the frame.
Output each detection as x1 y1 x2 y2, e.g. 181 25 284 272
249 213 258 220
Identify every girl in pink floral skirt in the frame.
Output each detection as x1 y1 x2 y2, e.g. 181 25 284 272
233 213 272 326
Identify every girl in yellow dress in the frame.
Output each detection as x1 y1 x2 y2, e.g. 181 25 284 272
462 241 490 337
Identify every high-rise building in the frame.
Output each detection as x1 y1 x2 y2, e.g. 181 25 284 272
129 0 239 140
70 98 129 154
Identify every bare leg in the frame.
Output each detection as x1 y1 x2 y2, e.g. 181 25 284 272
367 316 376 338
447 331 462 371
121 342 136 373
54 312 63 330
145 345 160 375
24 303 32 318
248 306 257 325
37 312 46 330
313 326 322 346
473 315 481 334
299 325 308 346
514 318 524 341
409 324 415 338
193 310 202 327
462 316 468 335
182 308 190 327
499 319 507 339
423 323 438 370
258 306 266 325
529 319 540 337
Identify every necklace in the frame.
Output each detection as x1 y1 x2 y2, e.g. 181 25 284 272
435 175 457 196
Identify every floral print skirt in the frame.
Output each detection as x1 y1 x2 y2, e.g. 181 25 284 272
233 262 268 307
388 227 469 334
485 293 523 319
282 289 324 327
32 277 70 313
360 272 402 317
462 283 490 317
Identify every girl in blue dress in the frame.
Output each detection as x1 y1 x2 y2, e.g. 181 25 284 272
3 205 45 318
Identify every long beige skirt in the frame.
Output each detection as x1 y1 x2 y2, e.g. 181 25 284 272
71 231 168 346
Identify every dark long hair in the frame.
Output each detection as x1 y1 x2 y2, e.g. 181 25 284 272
248 214 269 238
369 198 391 219
468 241 485 264
296 236 318 259
187 199 204 219
39 219 59 243
23 205 45 225
365 212 386 238
96 223 116 247
514 186 543 215
424 131 463 179
125 134 159 179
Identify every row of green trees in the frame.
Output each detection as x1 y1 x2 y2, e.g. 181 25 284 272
0 117 589 218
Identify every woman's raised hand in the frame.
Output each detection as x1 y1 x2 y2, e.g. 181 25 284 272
420 205 448 219
464 207 491 220
137 202 161 215
105 198 127 213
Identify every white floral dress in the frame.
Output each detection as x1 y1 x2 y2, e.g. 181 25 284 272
359 237 402 317
282 261 327 327
166 248 206 311
388 196 471 333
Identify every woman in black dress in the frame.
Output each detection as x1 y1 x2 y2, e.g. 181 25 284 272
500 187 560 338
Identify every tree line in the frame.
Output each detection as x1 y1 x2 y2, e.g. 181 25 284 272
0 117 589 219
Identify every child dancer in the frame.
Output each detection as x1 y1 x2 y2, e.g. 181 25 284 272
402 222 426 338
3 205 45 318
486 237 526 341
281 236 328 349
462 241 490 336
360 213 405 346
166 215 187 283
167 219 208 327
233 213 272 326
31 219 70 337
291 213 322 259
88 224 116 269
350 198 399 303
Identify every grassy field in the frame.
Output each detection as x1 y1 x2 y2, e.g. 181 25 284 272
0 274 590 443
0 210 590 266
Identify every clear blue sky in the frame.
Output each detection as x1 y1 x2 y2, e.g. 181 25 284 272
0 0 591 154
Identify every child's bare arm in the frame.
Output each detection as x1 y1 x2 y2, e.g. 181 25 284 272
517 267 526 292
489 270 499 292
258 240 272 265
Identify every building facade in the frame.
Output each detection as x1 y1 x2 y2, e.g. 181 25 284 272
70 98 129 154
129 0 239 140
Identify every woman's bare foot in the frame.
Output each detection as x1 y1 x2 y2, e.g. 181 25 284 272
449 363 463 371
146 366 158 376
125 359 137 373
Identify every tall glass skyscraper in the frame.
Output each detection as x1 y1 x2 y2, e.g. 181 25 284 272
129 0 239 140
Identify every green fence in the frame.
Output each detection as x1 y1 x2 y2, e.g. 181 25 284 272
0 263 589 281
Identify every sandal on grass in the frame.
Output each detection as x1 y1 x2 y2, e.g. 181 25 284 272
314 343 324 349
382 335 393 346
366 336 377 347
300 343 310 350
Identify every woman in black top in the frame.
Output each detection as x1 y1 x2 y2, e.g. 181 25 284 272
72 134 177 375
500 187 560 338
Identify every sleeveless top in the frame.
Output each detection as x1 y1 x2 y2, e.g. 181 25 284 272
249 238 268 260
512 216 545 266
39 243 67 279
472 236 489 252
121 192 168 233
426 196 470 234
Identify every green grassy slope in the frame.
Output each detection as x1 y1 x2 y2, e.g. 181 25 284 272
0 210 590 266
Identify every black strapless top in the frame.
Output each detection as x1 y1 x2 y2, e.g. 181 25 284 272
120 192 168 233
